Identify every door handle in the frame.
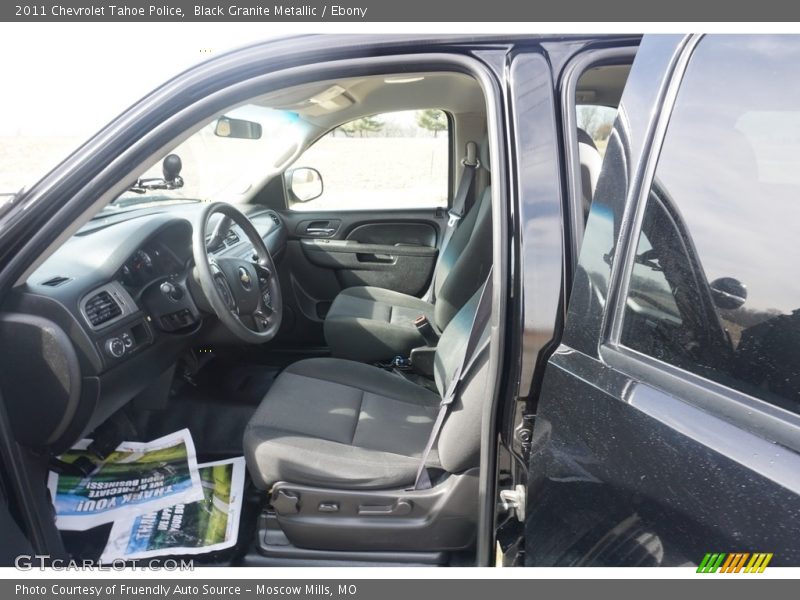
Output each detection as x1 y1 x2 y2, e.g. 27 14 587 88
297 219 340 237
357 252 395 263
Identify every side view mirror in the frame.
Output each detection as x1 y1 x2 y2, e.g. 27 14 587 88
214 116 262 140
710 277 748 310
287 167 323 203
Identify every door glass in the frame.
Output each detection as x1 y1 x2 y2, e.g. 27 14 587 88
286 110 449 211
576 104 617 157
620 35 800 415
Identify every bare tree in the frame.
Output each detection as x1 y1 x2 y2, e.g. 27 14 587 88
577 105 604 137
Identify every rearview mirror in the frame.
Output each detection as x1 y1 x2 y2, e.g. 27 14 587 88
214 116 262 140
288 167 323 203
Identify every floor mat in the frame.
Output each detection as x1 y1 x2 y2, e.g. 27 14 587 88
141 401 251 457
131 360 281 457
198 360 282 406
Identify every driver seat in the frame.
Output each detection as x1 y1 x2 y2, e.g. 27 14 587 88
322 138 492 363
243 286 490 551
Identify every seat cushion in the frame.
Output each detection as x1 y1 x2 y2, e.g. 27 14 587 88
323 286 435 362
243 358 441 490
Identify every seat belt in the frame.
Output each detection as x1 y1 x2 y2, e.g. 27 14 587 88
424 141 479 303
443 141 479 248
412 267 493 490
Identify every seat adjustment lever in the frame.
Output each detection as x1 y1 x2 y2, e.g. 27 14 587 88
272 489 300 515
357 499 412 516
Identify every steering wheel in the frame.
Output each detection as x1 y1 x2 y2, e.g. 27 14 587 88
192 202 282 344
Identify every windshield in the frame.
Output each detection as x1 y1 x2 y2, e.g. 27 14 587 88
107 104 305 212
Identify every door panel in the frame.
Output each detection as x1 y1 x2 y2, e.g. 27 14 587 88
528 35 800 566
275 209 446 347
347 222 437 247
302 239 437 293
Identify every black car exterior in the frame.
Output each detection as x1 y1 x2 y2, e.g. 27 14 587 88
525 34 800 566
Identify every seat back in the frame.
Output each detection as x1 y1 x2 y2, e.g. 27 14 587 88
432 139 493 331
431 286 491 475
578 128 603 217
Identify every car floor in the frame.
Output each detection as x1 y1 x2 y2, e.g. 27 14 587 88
62 349 465 566
132 359 280 456
60 485 265 566
62 351 308 565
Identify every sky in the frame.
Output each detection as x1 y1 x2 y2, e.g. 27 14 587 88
0 24 433 137
2 23 793 140
0 23 281 137
0 26 441 192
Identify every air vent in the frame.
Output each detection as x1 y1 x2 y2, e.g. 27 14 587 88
41 276 71 287
268 213 280 226
84 291 122 327
224 230 240 246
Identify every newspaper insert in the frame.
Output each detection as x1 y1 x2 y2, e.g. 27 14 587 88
47 429 203 531
100 457 245 561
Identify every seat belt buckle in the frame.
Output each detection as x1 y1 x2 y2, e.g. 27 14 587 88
447 209 463 227
414 315 440 346
390 355 412 370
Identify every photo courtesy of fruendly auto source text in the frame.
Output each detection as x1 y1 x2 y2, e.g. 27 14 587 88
0 1 799 596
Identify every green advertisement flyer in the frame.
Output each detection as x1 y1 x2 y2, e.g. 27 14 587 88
47 429 203 531
100 457 245 561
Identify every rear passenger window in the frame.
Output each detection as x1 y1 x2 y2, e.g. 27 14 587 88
286 110 449 211
576 104 617 158
620 35 800 415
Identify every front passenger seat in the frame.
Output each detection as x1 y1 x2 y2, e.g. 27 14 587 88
323 139 492 362
243 284 492 551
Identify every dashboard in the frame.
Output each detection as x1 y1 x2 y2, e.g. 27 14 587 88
0 203 287 452
119 245 183 289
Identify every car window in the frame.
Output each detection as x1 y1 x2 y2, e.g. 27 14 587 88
575 103 619 223
112 105 305 207
286 110 449 211
620 35 800 416
576 104 617 157
627 230 682 326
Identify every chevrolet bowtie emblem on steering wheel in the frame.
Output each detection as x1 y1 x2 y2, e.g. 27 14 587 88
238 267 252 290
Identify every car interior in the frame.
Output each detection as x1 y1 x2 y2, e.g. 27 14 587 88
574 63 631 217
0 59 632 567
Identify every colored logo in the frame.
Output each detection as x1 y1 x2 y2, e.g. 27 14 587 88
697 553 773 573
238 267 252 290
